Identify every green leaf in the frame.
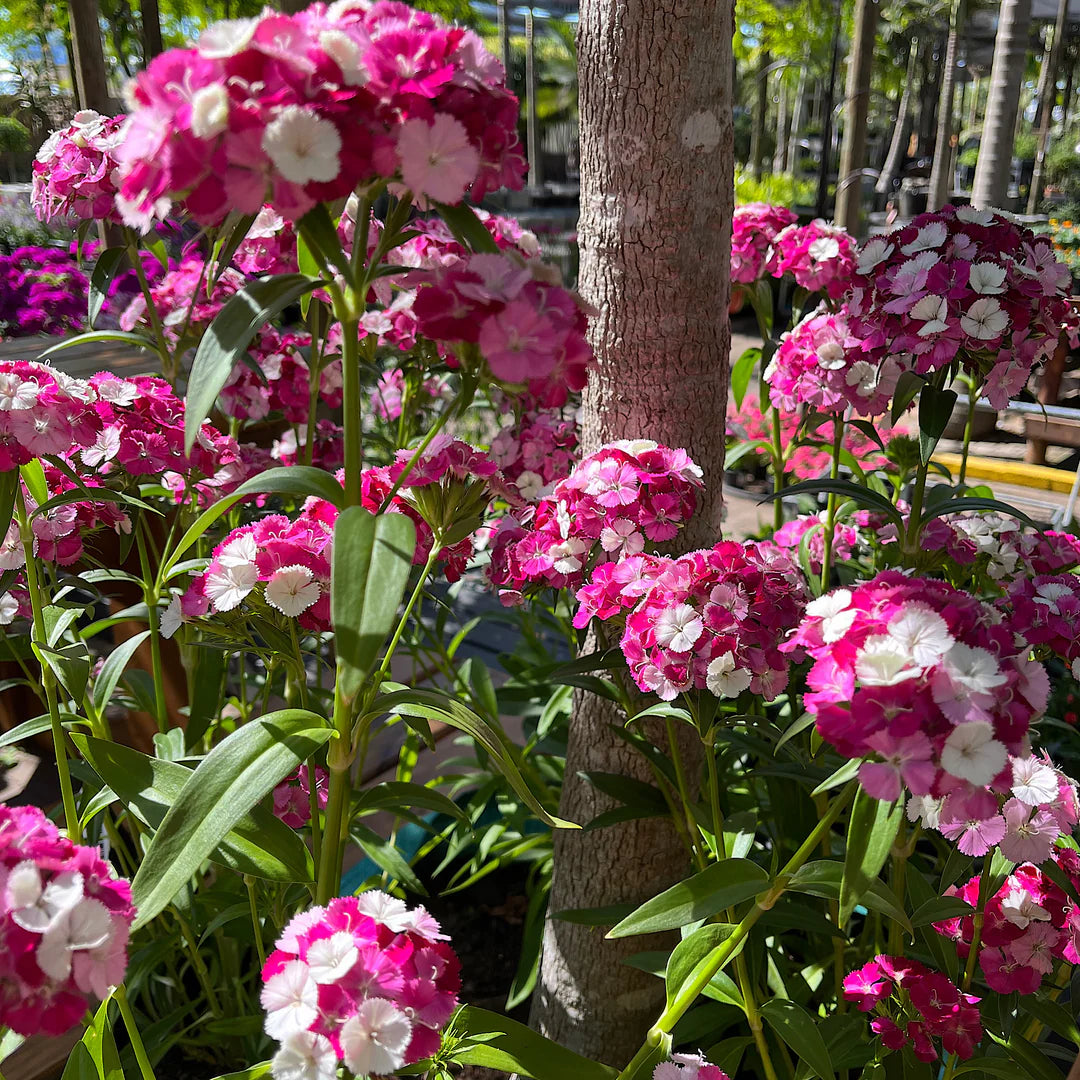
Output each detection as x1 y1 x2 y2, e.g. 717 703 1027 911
762 478 905 529
919 496 1040 532
607 859 769 938
0 711 85 747
37 329 158 359
950 1061 1040 1080
552 902 635 926
19 458 48 505
84 996 124 1080
0 470 16 549
208 211 258 287
88 247 128 328
993 1032 1066 1080
126 710 331 927
350 821 426 894
92 630 151 713
355 781 468 823
811 757 862 797
760 998 835 1080
38 642 91 703
725 438 772 471
1021 993 1080 1046
446 1006 617 1078
840 790 903 924
296 203 353 284
732 347 761 410
433 203 500 254
331 506 416 703
61 1043 97 1080
891 369 925 424
665 924 745 1010
184 274 323 452
788 860 912 934
849 418 885 452
0 1028 25 1065
909 895 975 928
73 735 315 885
918 384 958 464
208 1064 272 1080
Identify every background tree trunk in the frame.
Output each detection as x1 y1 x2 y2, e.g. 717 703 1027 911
835 0 880 231
972 0 1033 209
876 40 917 195
928 0 964 210
69 0 111 113
773 70 789 174
142 0 163 61
788 62 808 180
529 0 733 1066
750 49 770 177
1028 0 1069 212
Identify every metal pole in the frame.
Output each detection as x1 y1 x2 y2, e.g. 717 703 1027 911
816 0 843 219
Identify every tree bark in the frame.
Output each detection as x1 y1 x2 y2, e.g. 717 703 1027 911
817 0 844 217
972 0 1033 209
928 0 964 211
530 0 733 1066
835 0 880 231
142 0 164 61
876 40 917 195
750 49 770 178
68 0 111 113
1029 0 1069 212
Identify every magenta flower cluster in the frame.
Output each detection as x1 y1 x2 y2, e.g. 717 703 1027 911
412 252 593 405
769 512 859 575
0 247 88 339
771 219 856 299
117 2 525 227
783 572 1049 806
616 541 808 702
31 110 128 224
0 804 135 1037
261 891 460 1079
847 205 1074 407
730 202 797 285
1003 574 1080 676
273 765 330 829
843 955 982 1063
653 1053 731 1080
935 849 1080 996
489 392 579 499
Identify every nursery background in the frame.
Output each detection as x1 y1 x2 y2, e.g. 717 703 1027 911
7 1 1080 1080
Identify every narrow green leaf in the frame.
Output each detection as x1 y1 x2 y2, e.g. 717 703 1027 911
19 458 48 505
665 924 745 1010
761 478 905 529
350 822 427 894
788 860 912 934
92 630 151 713
208 1064 272 1080
760 998 835 1080
127 710 331 927
331 507 416 702
909 896 975 928
840 790 903 924
918 384 958 464
920 496 1040 532
209 211 257 287
88 247 128 328
608 859 769 938
38 642 91 703
732 346 762 411
37 329 158 359
432 203 500 254
891 369 925 424
355 781 468 823
0 711 85 747
184 274 322 452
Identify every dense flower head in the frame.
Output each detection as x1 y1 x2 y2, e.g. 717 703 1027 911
116 3 526 228
272 420 346 472
0 247 88 338
730 202 797 285
847 205 1075 407
369 367 445 422
234 205 300 275
769 512 860 575
31 110 128 224
783 571 1049 806
486 441 703 598
1003 573 1080 673
262 892 459 1079
653 1052 730 1080
0 803 135 1037
0 360 100 470
618 540 809 701
766 305 898 417
489 391 579 499
908 750 1079 859
843 955 982 1062
411 251 593 405
273 766 330 829
934 849 1080 995
220 328 343 424
0 582 31 626
771 219 856 298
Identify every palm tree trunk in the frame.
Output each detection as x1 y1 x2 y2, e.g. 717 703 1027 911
835 0 880 231
929 0 964 210
876 40 917 196
1029 0 1069 212
531 0 733 1064
972 0 1033 209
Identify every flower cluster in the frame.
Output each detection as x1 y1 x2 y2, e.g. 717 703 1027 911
0 804 135 1037
0 360 99 470
411 252 593 405
908 752 1079 859
765 305 899 417
234 205 299 276
0 583 30 625
847 205 1074 407
272 421 346 472
0 247 88 338
117 3 526 227
934 849 1080 995
783 572 1049 806
771 219 856 298
615 541 808 701
273 765 330 829
369 368 445 423
730 202 797 285
1003 574 1080 675
487 441 703 598
489 393 579 499
843 955 982 1063
31 110 128 224
769 512 860 575
653 1053 731 1080
261 891 459 1080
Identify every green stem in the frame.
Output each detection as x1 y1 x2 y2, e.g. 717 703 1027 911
377 397 458 513
115 984 157 1080
339 317 362 507
736 951 780 1080
136 524 168 733
705 738 727 861
16 487 79 837
126 237 173 381
616 784 857 1079
903 462 929 563
958 388 978 486
375 548 441 684
770 405 786 532
175 910 223 1018
820 414 844 591
665 716 706 870
245 876 266 967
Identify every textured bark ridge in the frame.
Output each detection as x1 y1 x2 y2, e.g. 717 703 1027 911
530 0 733 1065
